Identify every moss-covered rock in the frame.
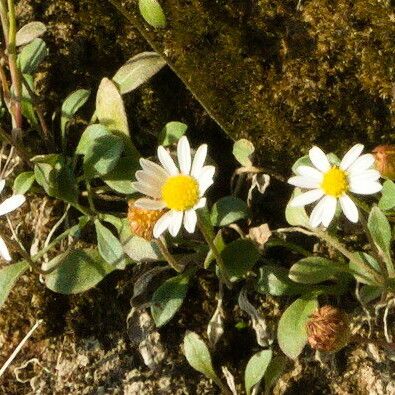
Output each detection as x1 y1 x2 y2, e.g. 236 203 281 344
115 0 394 174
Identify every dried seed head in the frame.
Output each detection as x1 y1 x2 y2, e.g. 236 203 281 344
372 145 395 180
127 201 165 241
307 305 350 353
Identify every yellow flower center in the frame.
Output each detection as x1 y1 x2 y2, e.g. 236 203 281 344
321 166 348 197
161 175 199 211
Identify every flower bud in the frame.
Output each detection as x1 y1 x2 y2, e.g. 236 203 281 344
127 201 165 241
372 145 395 180
307 305 350 352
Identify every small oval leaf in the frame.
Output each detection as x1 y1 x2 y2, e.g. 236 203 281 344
43 249 115 294
138 0 166 28
61 89 90 136
0 261 29 308
245 349 272 395
95 219 125 266
158 121 188 146
18 38 48 74
151 270 193 327
16 21 47 46
233 139 254 167
210 196 250 227
277 297 318 359
183 331 221 383
113 52 166 95
13 171 35 195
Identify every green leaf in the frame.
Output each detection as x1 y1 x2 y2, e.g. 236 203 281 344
138 0 166 28
32 154 78 204
83 134 124 179
18 38 48 74
96 78 129 136
289 257 342 284
233 139 254 167
13 171 35 195
349 252 381 285
204 230 225 269
0 261 29 309
95 220 125 266
61 89 90 137
113 52 166 95
359 285 382 304
378 180 395 211
221 239 260 281
210 196 249 227
291 155 311 174
285 189 310 227
43 249 115 294
245 349 272 395
264 356 287 395
103 156 140 194
16 21 47 46
151 270 193 327
277 297 318 359
76 124 110 155
368 206 394 276
183 331 221 384
20 74 38 127
256 265 306 296
158 121 188 146
120 219 162 262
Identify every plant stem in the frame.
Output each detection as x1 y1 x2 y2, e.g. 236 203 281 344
0 0 9 46
314 228 384 285
155 236 184 273
6 0 22 134
196 211 232 288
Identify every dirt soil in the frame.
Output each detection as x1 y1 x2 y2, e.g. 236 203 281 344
0 0 395 394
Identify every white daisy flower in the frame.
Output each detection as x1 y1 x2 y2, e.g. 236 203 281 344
132 136 215 238
0 179 26 261
288 144 382 228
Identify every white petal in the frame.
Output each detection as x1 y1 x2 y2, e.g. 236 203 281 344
0 179 5 194
290 189 324 207
168 211 183 237
309 146 331 172
296 165 323 182
349 181 382 195
0 194 25 216
136 169 167 186
197 166 215 195
339 195 358 223
184 209 197 233
153 211 173 238
177 136 192 175
157 146 179 176
140 158 169 179
349 169 381 184
288 176 320 189
191 144 208 178
347 154 375 175
194 197 207 210
340 144 364 170
132 181 162 199
134 198 166 210
321 196 337 227
309 197 326 228
0 236 11 261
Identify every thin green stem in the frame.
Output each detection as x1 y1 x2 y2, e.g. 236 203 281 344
196 211 232 288
314 228 384 285
6 0 22 132
85 181 96 213
155 237 184 273
0 0 8 45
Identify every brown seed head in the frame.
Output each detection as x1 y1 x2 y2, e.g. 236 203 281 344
127 201 165 241
372 145 395 180
307 305 350 352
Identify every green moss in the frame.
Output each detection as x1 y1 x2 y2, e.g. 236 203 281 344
116 0 394 174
